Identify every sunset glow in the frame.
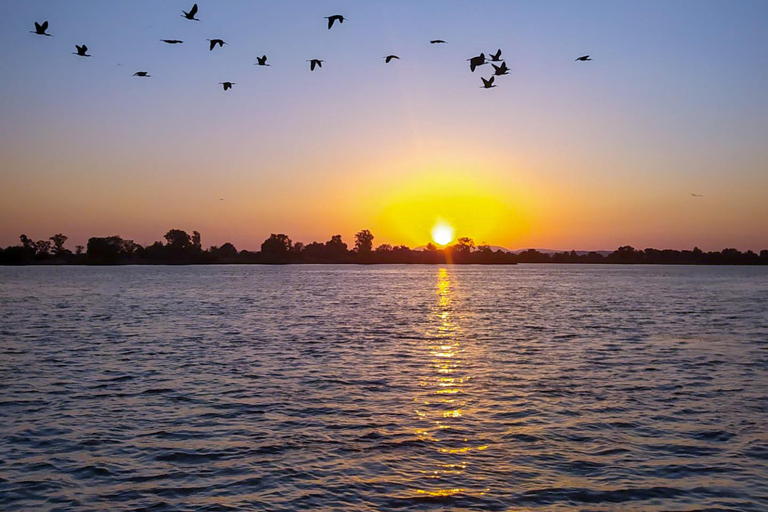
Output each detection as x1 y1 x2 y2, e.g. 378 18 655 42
432 222 455 246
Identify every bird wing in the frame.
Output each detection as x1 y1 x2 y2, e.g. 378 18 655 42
190 4 198 16
482 77 490 86
317 60 322 68
488 76 494 85
328 17 334 29
310 60 316 70
83 45 88 52
35 22 42 31
209 40 215 51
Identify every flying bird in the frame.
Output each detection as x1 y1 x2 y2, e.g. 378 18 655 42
384 55 400 63
31 21 51 36
255 55 270 66
219 82 236 91
575 55 592 61
492 61 510 76
133 71 150 77
182 4 200 21
160 39 183 44
481 76 496 89
73 44 90 57
691 193 704 198
430 40 447 44
307 59 324 71
325 15 347 29
208 39 226 51
489 49 503 62
468 53 487 72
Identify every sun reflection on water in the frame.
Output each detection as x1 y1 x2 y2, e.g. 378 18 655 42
412 267 489 499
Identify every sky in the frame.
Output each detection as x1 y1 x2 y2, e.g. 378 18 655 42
1 0 767 252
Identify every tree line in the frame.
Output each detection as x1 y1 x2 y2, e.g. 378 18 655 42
1 229 766 265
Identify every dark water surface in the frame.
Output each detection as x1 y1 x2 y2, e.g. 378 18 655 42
1 265 767 511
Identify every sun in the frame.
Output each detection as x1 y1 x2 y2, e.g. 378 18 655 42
431 221 455 246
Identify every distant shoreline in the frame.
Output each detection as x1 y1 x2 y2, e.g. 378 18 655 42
2 229 766 266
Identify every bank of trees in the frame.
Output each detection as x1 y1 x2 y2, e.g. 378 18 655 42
1 230 766 265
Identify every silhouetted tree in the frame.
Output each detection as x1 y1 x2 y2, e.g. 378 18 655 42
49 234 68 255
325 234 348 260
355 230 374 254
261 234 293 263
164 229 192 250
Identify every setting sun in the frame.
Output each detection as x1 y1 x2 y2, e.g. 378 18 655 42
432 222 455 246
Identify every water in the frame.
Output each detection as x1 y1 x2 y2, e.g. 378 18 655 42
1 265 767 511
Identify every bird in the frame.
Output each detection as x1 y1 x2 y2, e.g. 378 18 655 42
73 44 90 57
691 193 704 198
575 55 592 61
133 71 150 77
31 21 51 36
160 39 184 44
492 61 510 76
481 76 496 89
325 15 346 29
208 39 226 51
307 59 324 71
468 53 487 72
181 4 200 21
384 55 400 63
219 82 236 91
255 55 270 66
430 40 447 44
489 49 503 62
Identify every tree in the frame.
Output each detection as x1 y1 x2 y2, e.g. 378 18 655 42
20 234 35 250
87 236 126 264
354 230 374 254
192 231 202 250
375 244 392 253
75 245 85 256
33 239 52 257
425 243 438 252
325 234 348 259
261 234 293 262
49 234 68 255
164 229 192 250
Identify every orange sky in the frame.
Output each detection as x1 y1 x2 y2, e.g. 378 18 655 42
1 1 767 251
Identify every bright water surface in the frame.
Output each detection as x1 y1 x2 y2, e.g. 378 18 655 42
1 265 767 511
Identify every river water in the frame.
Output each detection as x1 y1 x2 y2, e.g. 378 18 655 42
1 265 767 511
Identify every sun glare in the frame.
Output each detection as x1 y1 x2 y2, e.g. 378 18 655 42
432 222 455 246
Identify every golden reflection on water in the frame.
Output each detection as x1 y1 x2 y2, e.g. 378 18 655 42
413 267 489 498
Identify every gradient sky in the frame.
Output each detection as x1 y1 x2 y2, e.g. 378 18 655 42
1 0 767 251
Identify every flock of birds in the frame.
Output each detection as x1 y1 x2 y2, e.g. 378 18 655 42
30 4 595 91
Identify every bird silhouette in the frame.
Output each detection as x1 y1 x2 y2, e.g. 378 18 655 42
160 39 184 44
182 4 200 21
255 55 270 66
73 44 90 57
468 53 487 72
481 76 496 89
31 21 51 36
208 39 226 51
325 15 346 29
430 40 447 44
691 193 704 198
133 71 150 77
219 82 236 91
489 49 503 62
384 55 400 63
307 59 324 71
492 61 510 76
575 55 592 61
